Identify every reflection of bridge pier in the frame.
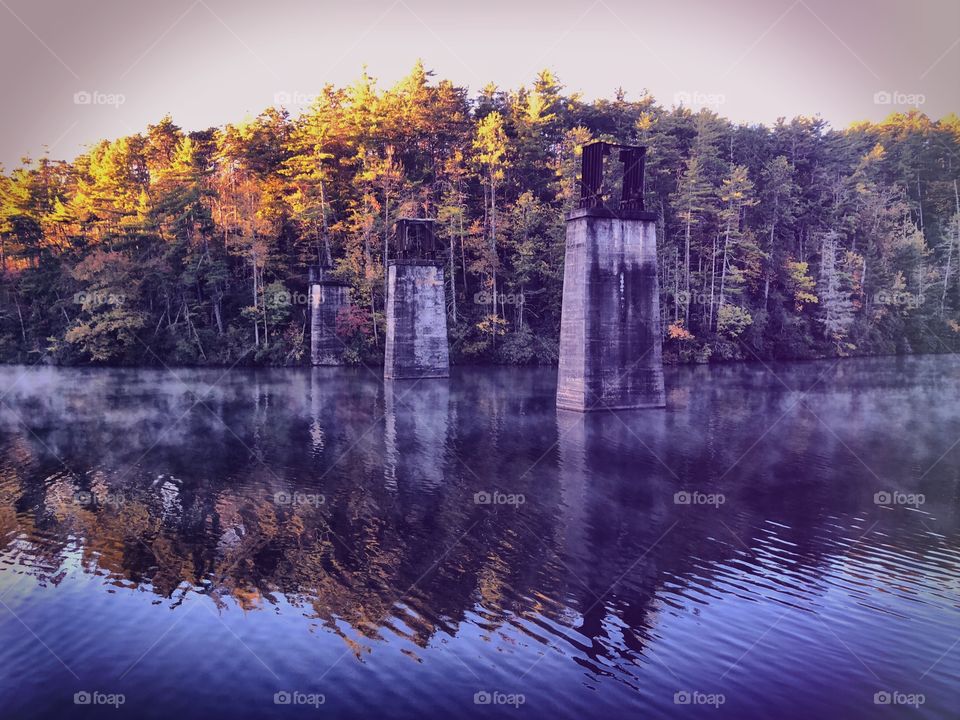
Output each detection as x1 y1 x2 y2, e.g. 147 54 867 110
309 367 330 456
555 409 672 570
556 410 589 564
308 366 381 465
383 379 450 491
555 408 675 665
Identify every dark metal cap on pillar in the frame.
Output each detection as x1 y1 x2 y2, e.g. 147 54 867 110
392 218 442 265
573 141 655 221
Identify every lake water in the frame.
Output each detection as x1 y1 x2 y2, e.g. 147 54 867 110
0 356 957 719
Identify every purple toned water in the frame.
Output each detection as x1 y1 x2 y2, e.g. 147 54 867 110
1 356 957 718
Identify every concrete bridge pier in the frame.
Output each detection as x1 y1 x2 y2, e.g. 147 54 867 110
384 218 449 379
309 267 352 366
556 142 665 411
384 259 449 380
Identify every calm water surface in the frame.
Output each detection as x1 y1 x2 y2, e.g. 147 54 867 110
0 356 958 719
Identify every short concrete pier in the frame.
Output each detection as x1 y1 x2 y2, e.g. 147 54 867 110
384 220 449 379
556 142 665 411
309 266 351 366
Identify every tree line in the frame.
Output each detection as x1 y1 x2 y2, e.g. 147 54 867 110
1 62 958 367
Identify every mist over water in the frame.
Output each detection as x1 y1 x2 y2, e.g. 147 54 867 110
0 356 957 719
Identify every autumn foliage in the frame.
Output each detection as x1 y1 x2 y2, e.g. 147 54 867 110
1 64 958 366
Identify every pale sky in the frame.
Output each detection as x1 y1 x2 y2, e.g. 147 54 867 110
1 0 958 169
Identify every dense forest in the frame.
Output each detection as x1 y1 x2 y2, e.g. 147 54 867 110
1 63 958 368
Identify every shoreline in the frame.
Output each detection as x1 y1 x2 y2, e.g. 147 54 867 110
0 349 955 375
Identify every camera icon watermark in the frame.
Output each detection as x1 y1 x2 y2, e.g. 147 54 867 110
73 90 126 108
873 690 925 708
674 490 725 508
675 290 713 306
873 90 925 107
74 490 125 508
674 690 725 707
278 290 310 306
474 490 525 507
273 491 325 507
473 291 524 306
273 90 319 107
873 290 924 308
74 291 126 307
74 691 125 708
273 690 325 708
873 491 924 508
673 90 726 110
473 690 525 707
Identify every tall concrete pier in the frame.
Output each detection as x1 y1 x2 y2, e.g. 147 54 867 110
384 219 450 379
309 266 351 365
556 142 665 411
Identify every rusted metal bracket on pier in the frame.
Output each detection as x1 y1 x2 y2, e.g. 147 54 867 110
578 141 647 213
393 218 441 262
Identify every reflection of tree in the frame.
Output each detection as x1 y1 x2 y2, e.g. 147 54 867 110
0 362 956 682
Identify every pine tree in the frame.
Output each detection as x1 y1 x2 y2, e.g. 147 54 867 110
473 111 509 338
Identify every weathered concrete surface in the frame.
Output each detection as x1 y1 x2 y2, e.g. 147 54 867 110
556 208 665 410
384 260 450 379
310 280 351 365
